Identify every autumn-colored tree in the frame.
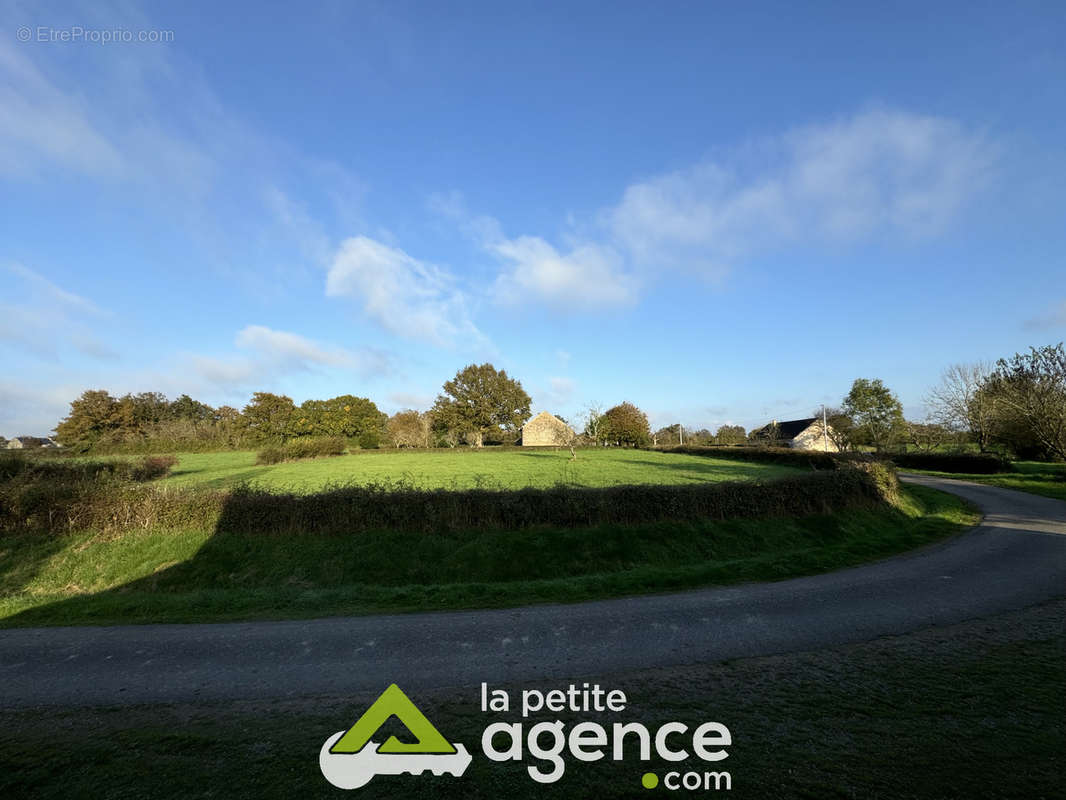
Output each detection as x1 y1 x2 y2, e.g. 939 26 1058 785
388 409 432 448
54 389 120 448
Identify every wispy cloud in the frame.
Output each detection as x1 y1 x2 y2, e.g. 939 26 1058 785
326 236 487 348
0 380 80 437
236 324 390 374
1023 301 1066 331
608 108 998 274
189 324 392 389
5 263 106 316
431 108 997 312
0 263 115 360
430 191 639 311
0 39 124 178
540 376 576 408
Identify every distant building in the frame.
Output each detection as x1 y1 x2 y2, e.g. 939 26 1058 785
521 412 575 447
5 436 61 449
750 418 837 452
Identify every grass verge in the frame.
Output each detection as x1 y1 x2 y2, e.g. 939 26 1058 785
904 460 1066 501
0 485 977 627
1 600 1060 798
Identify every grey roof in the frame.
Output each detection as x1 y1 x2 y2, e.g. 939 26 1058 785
753 418 818 440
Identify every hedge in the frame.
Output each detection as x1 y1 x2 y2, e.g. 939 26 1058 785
2 457 897 536
658 445 1011 474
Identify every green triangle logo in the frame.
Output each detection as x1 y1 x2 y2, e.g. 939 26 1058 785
329 684 457 755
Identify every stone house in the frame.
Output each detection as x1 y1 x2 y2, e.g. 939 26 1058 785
521 412 575 447
750 418 837 452
5 436 61 449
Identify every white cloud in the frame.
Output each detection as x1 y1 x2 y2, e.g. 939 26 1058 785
326 236 486 348
235 325 354 367
489 236 638 309
430 191 638 310
608 108 998 273
433 108 995 312
189 324 392 389
5 263 105 315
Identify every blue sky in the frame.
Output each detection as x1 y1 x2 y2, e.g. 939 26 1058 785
1 0 1064 437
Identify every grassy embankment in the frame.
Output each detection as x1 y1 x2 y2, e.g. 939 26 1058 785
1 447 976 627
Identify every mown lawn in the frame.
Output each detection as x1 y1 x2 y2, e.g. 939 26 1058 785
0 485 977 627
157 447 804 492
903 460 1066 501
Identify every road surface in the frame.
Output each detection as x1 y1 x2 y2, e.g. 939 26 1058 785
1 475 1063 708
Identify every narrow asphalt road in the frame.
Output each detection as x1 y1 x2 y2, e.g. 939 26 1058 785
1 475 1064 708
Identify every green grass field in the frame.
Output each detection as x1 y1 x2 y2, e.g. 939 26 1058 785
157 447 802 492
0 484 976 627
903 460 1066 501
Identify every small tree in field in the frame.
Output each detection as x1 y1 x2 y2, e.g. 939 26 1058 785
432 364 531 447
925 363 996 451
843 379 905 452
815 407 855 452
905 420 950 452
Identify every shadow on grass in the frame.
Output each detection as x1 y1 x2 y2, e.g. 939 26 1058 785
2 483 978 628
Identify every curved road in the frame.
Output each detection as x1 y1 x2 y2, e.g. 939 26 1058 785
1 475 1064 708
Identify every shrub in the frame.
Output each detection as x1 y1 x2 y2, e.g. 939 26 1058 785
662 444 1011 475
2 456 895 537
128 455 179 481
255 437 347 465
213 466 893 536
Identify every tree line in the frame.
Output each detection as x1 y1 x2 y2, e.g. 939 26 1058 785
42 344 1066 460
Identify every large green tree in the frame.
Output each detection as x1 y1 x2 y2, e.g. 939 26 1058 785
241 392 297 442
431 363 531 447
295 395 387 446
601 401 651 447
843 378 905 451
